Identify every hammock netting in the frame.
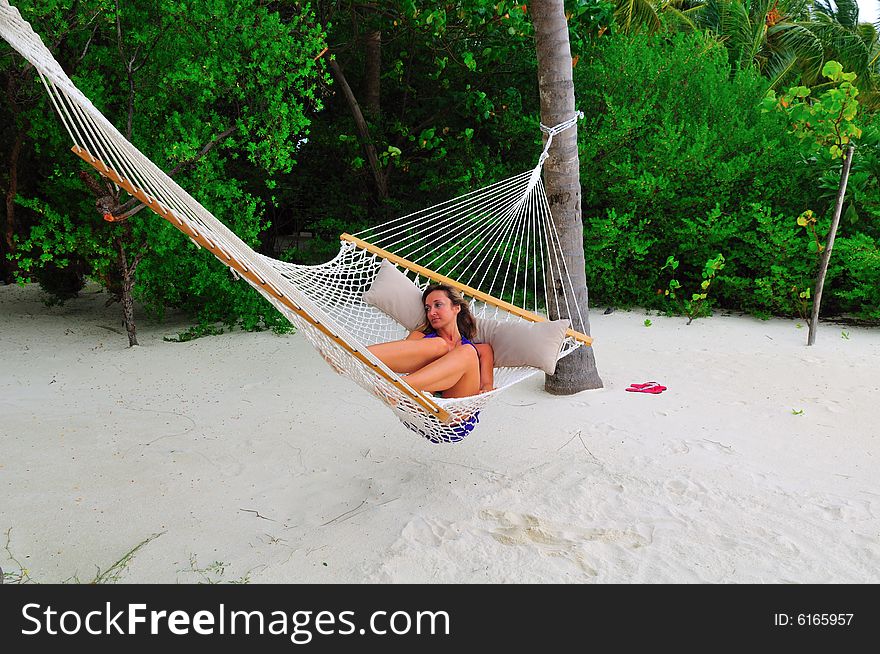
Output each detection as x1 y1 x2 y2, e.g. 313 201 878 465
1 0 590 443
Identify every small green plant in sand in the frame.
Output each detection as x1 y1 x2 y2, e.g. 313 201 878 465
661 253 725 324
89 532 165 584
180 554 252 584
791 284 812 322
841 331 850 340
3 529 32 584
3 528 163 584
643 318 652 327
791 408 805 415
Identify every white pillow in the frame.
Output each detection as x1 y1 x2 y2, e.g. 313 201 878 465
476 318 571 375
362 260 425 331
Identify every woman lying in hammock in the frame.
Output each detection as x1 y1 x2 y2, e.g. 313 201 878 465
368 284 494 398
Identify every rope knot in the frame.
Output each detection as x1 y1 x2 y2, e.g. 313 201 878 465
539 111 584 136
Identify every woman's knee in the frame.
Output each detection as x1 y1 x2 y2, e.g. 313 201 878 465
451 344 479 367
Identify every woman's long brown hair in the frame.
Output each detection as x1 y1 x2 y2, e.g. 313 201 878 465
419 284 477 341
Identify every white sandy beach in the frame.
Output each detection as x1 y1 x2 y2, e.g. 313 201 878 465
1 280 878 583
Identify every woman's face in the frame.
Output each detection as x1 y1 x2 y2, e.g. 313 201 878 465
424 290 460 330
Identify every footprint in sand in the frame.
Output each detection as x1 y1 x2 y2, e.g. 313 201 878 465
689 438 735 454
663 440 691 455
664 477 707 500
400 517 459 547
596 482 626 495
479 509 652 577
664 479 690 496
593 422 628 439
815 398 845 414
803 497 875 523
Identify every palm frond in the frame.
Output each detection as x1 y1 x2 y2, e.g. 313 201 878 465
764 52 800 89
661 6 700 32
830 0 861 28
857 21 879 49
767 22 825 81
614 0 662 34
810 19 871 76
811 0 836 20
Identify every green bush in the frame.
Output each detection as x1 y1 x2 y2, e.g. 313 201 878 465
574 31 825 316
833 234 880 319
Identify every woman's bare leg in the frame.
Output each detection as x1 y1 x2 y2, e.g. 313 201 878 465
367 338 448 373
406 345 480 397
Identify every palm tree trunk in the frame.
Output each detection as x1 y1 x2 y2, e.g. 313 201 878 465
532 0 602 394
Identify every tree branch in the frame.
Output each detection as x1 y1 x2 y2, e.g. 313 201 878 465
114 0 136 140
129 240 148 275
167 125 238 177
84 125 239 222
327 56 388 200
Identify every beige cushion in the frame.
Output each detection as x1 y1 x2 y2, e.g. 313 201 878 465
362 260 425 331
476 318 571 375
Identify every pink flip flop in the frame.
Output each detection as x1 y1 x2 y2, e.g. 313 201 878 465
626 382 667 394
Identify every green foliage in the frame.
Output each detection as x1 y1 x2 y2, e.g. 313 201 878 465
719 202 820 318
576 31 815 315
12 195 102 303
792 285 811 322
832 233 880 319
287 0 540 258
796 210 825 257
580 207 656 306
762 62 879 323
693 0 872 89
4 0 327 335
662 253 725 323
567 0 616 51
5 1 879 328
763 60 862 161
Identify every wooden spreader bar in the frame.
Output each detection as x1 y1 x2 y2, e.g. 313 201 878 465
71 145 450 422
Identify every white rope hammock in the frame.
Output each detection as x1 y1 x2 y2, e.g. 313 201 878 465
0 0 592 443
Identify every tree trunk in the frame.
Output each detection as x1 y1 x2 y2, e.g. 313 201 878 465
116 235 138 346
532 0 602 394
2 130 23 283
807 144 855 346
363 29 381 119
3 67 25 284
328 57 388 201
